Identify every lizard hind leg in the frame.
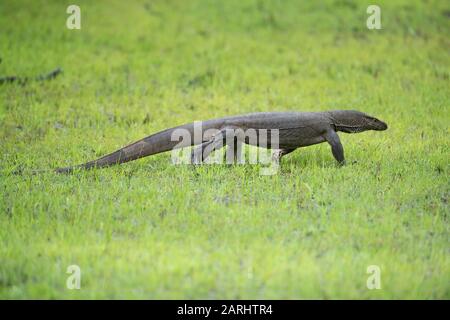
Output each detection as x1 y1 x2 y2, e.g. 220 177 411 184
191 129 229 164
191 139 224 164
191 126 247 165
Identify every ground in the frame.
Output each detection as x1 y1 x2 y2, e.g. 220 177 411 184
0 0 449 299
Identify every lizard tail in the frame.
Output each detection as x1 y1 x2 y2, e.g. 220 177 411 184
54 121 215 174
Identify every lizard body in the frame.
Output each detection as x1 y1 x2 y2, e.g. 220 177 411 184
56 110 387 173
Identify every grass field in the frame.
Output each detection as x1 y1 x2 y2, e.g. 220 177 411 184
0 0 449 299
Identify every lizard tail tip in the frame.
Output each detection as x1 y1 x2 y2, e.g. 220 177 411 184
55 167 73 174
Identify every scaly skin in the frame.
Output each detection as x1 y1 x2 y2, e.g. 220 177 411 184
56 110 388 173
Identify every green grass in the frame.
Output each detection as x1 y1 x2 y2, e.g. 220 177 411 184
0 0 449 299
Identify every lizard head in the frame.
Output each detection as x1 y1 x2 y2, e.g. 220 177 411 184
328 110 388 133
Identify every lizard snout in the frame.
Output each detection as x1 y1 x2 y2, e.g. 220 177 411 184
367 117 388 131
376 120 388 131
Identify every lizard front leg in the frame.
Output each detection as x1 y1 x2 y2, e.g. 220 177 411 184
324 129 345 165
